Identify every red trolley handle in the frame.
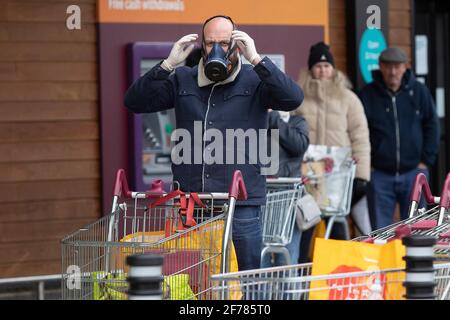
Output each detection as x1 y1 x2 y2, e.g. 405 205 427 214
436 172 450 225
409 172 436 204
439 172 450 209
113 169 132 198
228 170 248 201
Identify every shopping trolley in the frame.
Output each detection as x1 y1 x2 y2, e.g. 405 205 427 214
260 178 305 266
354 172 450 260
303 158 356 239
61 169 247 300
211 261 450 300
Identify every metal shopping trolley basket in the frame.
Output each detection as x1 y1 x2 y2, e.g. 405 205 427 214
211 261 450 300
260 178 305 265
61 169 247 300
354 172 450 260
303 158 356 239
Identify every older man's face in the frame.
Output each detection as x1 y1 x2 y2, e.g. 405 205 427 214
379 62 407 91
203 17 234 56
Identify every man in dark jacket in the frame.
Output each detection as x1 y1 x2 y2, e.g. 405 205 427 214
124 15 304 270
359 47 440 229
268 111 309 178
261 110 309 268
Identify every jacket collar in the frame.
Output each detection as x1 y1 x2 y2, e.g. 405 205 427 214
298 69 352 102
197 55 242 87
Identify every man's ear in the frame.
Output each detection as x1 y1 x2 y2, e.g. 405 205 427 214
201 43 208 62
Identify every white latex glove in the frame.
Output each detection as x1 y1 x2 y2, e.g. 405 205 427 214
231 30 261 65
278 111 290 123
162 34 198 71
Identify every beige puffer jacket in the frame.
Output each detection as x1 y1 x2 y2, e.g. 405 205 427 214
295 69 371 181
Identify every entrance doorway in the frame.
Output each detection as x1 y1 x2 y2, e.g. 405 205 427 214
414 0 450 192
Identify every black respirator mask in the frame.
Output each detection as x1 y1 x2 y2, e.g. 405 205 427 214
204 42 237 82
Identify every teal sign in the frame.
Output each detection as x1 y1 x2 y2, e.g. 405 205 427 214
359 28 387 83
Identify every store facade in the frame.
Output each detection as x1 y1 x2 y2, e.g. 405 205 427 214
4 0 445 281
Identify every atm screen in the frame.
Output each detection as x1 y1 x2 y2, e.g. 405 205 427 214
139 59 176 183
128 43 175 190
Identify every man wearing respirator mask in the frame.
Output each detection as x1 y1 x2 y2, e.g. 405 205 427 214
124 15 304 271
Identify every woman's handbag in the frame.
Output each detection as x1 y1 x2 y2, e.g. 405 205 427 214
295 192 322 231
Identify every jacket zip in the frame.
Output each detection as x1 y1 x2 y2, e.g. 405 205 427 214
202 84 218 192
391 94 401 176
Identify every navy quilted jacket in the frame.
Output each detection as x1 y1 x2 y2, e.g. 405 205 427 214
124 57 304 205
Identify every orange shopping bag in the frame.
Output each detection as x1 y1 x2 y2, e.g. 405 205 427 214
309 238 406 300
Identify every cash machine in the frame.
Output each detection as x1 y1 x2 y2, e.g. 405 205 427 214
128 42 176 191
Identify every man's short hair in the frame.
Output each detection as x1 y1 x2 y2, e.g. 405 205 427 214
202 15 236 41
202 15 235 32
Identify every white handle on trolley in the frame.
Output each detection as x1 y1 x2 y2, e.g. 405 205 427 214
266 177 306 184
